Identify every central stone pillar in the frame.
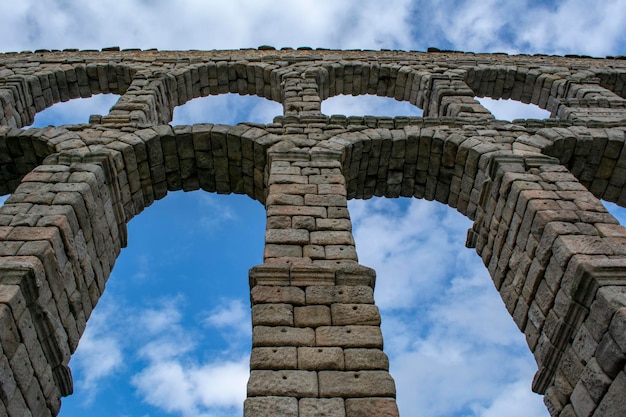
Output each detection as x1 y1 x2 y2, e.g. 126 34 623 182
244 145 400 417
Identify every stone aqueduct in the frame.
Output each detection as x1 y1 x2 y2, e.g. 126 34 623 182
0 47 625 417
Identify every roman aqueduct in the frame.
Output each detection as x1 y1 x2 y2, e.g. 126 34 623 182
0 47 626 416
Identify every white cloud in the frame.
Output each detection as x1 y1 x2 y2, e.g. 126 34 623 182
132 357 248 417
428 0 626 56
172 94 282 126
322 95 423 117
474 380 549 417
350 198 548 417
67 291 250 416
70 303 124 403
478 98 550 121
131 299 249 417
350 198 475 310
203 298 251 338
29 94 119 127
194 193 237 232
0 0 416 52
517 0 626 56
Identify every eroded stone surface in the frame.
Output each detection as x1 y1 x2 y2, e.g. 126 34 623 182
1 48 626 417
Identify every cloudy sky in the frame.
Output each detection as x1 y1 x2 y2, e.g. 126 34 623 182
3 1 626 416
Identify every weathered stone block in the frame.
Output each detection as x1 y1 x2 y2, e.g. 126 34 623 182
247 370 318 397
251 286 305 305
252 304 294 326
0 304 20 359
268 205 327 218
299 398 346 417
253 326 315 347
298 347 344 370
265 229 309 245
318 371 396 397
264 244 303 259
331 304 380 325
270 184 318 195
592 371 626 417
571 380 596 417
250 347 297 370
304 194 347 207
316 326 383 348
294 305 331 327
345 398 399 417
303 245 325 259
293 216 316 231
244 396 298 417
310 231 354 245
609 307 626 353
306 286 374 305
316 218 352 231
325 245 358 260
266 193 304 206
580 358 612 402
344 349 389 370
9 344 33 392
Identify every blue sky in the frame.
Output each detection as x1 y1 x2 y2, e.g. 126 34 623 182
4 1 626 416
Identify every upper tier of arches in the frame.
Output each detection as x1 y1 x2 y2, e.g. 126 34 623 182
0 49 625 127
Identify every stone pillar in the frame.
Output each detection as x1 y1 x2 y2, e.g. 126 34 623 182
469 153 626 417
97 72 171 126
282 74 323 117
424 76 494 121
244 144 399 417
0 155 126 417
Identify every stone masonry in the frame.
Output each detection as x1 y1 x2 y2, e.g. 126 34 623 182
0 47 625 416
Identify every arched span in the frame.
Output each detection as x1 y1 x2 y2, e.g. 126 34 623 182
463 65 568 112
96 124 281 222
0 126 71 195
0 63 136 128
330 126 506 220
332 123 626 216
153 62 290 123
589 68 626 99
297 61 430 113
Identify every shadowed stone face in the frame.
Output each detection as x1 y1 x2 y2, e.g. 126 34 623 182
1 47 626 417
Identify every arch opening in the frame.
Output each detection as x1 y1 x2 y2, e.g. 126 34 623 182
604 200 626 223
348 196 548 417
172 93 282 126
477 97 551 121
322 94 423 118
59 190 265 417
28 94 119 127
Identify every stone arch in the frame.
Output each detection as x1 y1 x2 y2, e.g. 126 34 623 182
331 125 497 220
0 122 282 416
595 68 626 99
0 127 82 195
97 124 281 223
464 65 566 110
315 62 425 106
0 63 136 128
298 62 495 121
529 126 626 205
464 65 626 124
147 62 288 124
